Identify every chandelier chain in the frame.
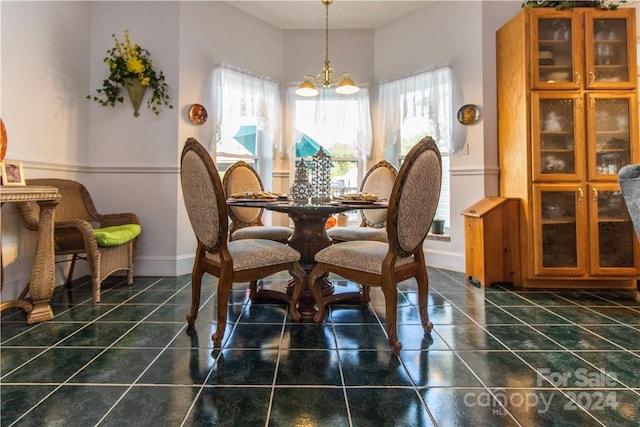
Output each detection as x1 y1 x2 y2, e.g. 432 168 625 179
325 1 330 66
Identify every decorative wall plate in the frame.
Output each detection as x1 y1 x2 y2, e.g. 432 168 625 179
188 104 208 125
457 104 481 125
0 118 7 162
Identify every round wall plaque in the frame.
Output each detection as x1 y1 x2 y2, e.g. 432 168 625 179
457 104 481 125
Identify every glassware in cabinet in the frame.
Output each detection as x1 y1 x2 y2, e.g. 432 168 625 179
533 185 586 275
532 93 584 181
586 93 635 180
584 10 637 89
532 13 581 89
588 184 638 273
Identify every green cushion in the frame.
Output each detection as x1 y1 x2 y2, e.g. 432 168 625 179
93 224 141 247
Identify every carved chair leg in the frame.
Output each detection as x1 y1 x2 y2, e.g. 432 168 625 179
186 262 203 326
382 278 401 355
212 275 232 348
416 267 433 334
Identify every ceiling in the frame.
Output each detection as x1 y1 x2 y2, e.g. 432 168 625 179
224 1 435 30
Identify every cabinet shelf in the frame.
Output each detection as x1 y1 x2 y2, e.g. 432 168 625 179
541 131 572 135
540 148 573 153
542 218 575 224
598 217 629 223
593 39 626 44
596 148 628 153
593 64 627 70
595 130 627 136
539 65 572 70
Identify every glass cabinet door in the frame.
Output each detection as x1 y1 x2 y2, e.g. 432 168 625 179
586 93 636 181
531 93 585 182
584 9 637 89
533 185 587 276
531 11 581 90
588 183 639 274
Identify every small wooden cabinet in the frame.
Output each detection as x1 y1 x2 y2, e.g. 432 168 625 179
462 197 520 287
497 7 639 289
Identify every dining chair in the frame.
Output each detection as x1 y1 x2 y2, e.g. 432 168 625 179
17 179 140 303
327 160 397 243
180 138 305 347
304 136 442 355
223 160 293 243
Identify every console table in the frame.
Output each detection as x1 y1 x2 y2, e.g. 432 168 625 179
1 185 60 323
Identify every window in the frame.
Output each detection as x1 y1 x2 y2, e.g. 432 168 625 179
378 66 453 230
211 66 281 184
287 87 372 198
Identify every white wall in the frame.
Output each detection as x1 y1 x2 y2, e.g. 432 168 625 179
1 1 92 298
87 1 181 278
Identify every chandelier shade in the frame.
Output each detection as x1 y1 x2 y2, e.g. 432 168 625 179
296 0 359 97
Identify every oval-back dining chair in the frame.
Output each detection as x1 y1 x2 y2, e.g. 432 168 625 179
223 161 293 243
327 160 397 243
303 136 442 355
180 138 305 347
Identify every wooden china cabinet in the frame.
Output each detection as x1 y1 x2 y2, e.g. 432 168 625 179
497 7 640 289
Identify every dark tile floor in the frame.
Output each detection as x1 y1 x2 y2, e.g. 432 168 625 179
1 268 639 426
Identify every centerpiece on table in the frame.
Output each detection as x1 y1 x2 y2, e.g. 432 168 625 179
87 30 172 117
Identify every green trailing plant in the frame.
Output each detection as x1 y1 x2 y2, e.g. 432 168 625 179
87 30 173 116
522 1 626 10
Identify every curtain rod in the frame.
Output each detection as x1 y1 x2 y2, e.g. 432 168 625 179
213 62 276 84
378 64 451 84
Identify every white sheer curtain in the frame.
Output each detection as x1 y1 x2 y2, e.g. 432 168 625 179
378 66 454 154
286 86 372 157
211 66 282 157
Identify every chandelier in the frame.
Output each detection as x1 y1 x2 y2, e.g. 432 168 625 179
296 0 359 97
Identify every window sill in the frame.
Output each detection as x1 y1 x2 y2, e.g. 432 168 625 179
426 233 450 242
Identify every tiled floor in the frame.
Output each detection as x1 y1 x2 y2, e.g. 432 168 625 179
1 268 639 426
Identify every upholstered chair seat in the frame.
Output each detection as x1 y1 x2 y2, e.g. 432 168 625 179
325 226 388 243
205 239 300 270
231 225 292 242
314 241 414 274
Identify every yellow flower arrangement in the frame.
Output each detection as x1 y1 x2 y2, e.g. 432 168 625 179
88 30 172 116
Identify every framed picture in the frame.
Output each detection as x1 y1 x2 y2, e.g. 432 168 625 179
1 161 26 186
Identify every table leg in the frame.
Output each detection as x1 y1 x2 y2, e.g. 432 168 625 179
25 199 57 324
249 207 363 319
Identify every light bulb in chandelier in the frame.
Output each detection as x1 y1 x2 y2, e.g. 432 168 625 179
296 80 320 97
296 0 359 97
335 76 359 95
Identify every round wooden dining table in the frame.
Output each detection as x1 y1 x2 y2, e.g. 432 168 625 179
226 198 388 318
